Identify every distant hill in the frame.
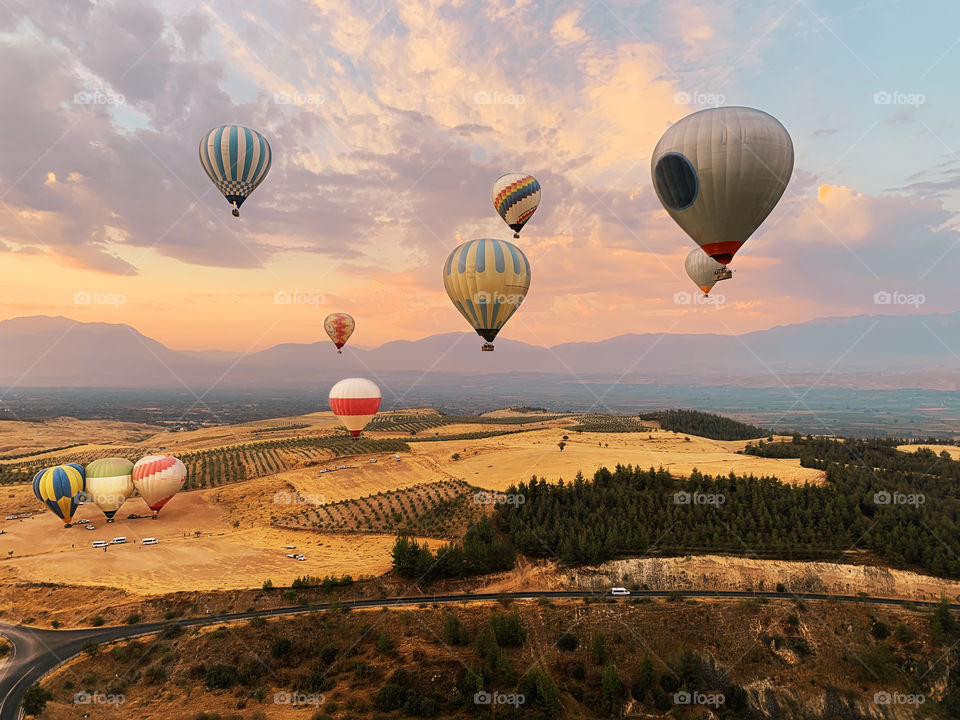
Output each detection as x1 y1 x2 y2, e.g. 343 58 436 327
2 312 960 390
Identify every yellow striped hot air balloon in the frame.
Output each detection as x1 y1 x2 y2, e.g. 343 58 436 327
33 464 85 527
443 238 531 351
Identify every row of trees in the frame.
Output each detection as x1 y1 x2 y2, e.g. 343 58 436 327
640 409 767 440
391 518 515 582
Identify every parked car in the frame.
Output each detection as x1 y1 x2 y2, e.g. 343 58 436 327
110 536 127 545
92 541 108 548
85 525 96 530
142 538 159 545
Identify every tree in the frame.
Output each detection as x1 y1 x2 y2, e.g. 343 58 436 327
592 633 609 665
22 684 50 716
631 655 656 701
601 664 624 717
931 598 957 644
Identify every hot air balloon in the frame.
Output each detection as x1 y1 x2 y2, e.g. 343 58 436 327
651 107 793 265
85 457 134 523
329 378 381 438
443 238 530 351
685 248 731 296
199 125 272 217
492 173 541 238
324 313 356 354
33 464 85 526
132 455 186 517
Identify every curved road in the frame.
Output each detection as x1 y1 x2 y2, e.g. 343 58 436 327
0 590 956 719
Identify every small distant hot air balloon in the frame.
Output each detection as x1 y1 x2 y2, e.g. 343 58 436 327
492 173 541 238
329 378 381 438
443 238 531 351
133 455 186 517
33 464 85 527
651 107 793 265
199 125 272 217
684 248 731 296
85 457 134 523
324 313 356 354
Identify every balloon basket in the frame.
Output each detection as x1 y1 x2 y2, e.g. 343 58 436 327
481 343 495 352
337 350 342 354
107 518 114 523
232 207 240 217
513 232 519 239
713 267 733 281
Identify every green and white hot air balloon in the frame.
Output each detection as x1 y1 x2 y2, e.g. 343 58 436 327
84 457 134 522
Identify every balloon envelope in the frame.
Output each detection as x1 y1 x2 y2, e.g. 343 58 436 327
33 464 85 525
684 248 727 295
324 313 356 352
651 107 793 264
133 455 186 514
329 378 381 437
492 173 541 237
443 238 531 347
199 125 272 215
85 457 134 520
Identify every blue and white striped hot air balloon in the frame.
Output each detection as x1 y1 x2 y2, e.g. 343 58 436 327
443 238 531 352
199 125 273 217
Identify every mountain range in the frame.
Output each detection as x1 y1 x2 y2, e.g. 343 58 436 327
0 313 958 391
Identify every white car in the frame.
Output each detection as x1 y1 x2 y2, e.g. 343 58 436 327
295 554 306 561
4 516 16 520
85 525 96 530
610 587 630 596
369 458 377 463
284 545 296 549
338 465 347 469
286 553 298 559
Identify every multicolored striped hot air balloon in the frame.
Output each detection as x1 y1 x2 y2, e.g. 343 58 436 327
132 455 186 517
651 107 793 265
684 248 731 296
492 173 541 238
199 125 273 217
85 457 134 522
33 464 85 527
324 313 356 354
329 378 381 438
443 238 531 351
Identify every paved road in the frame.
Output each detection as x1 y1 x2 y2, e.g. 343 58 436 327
0 590 956 719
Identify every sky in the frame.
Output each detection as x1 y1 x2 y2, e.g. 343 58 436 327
1 0 960 352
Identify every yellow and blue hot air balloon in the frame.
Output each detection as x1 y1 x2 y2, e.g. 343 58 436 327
492 173 541 238
33 464 85 527
199 125 273 217
443 238 531 352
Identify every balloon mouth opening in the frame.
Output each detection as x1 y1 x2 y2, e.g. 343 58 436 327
476 329 499 343
710 253 733 265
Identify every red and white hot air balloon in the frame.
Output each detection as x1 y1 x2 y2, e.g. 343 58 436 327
329 378 381 438
132 455 187 517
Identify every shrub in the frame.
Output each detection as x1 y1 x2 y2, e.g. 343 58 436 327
204 663 238 689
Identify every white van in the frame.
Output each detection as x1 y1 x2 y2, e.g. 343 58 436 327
110 537 127 545
142 538 158 545
92 540 108 548
610 587 630 596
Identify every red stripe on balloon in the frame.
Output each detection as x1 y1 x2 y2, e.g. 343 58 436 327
330 397 381 415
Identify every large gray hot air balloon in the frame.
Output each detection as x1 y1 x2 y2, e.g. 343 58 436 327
684 248 730 296
652 107 794 266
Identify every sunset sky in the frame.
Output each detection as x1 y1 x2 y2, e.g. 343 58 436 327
2 0 959 351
